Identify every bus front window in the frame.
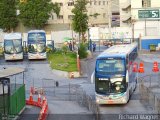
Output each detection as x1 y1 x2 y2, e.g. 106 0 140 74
96 59 125 74
110 78 126 93
4 40 22 54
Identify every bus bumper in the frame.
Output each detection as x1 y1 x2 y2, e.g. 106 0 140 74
28 53 46 60
4 53 23 61
96 94 128 104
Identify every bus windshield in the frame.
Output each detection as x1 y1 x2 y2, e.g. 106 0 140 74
4 39 22 54
96 59 125 74
28 42 46 53
28 32 46 53
96 77 127 94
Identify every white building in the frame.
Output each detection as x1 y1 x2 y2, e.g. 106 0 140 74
119 0 160 37
49 0 119 27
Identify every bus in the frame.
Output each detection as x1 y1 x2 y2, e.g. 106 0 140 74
4 33 23 61
93 43 138 104
27 30 47 59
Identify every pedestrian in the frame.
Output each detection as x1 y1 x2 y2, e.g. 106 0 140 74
69 41 72 51
93 42 96 52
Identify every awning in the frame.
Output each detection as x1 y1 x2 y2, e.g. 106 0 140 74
0 67 25 78
63 37 72 42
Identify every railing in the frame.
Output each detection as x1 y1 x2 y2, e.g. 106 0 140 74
75 88 100 120
139 74 160 114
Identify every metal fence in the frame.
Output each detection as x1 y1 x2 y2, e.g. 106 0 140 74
139 74 160 114
75 88 100 120
40 79 100 119
88 38 140 52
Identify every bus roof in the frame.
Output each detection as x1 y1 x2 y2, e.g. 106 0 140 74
4 33 22 40
28 30 45 33
97 43 138 59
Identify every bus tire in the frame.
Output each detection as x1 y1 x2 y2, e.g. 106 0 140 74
127 91 131 103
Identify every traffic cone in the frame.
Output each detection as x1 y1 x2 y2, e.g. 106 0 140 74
37 94 41 105
42 96 46 106
30 87 35 94
132 62 138 72
70 72 74 78
139 62 144 73
152 61 159 72
29 92 33 102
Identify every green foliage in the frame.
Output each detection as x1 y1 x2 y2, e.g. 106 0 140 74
47 52 77 72
18 0 60 29
78 43 87 59
61 45 69 54
0 0 18 32
71 0 88 43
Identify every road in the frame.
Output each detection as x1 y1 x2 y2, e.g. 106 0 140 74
0 49 158 120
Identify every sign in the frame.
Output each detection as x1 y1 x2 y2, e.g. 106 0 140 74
138 9 160 19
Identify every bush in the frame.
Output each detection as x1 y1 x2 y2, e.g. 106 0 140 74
78 43 88 59
61 45 69 54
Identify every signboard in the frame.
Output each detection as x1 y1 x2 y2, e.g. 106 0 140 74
138 9 160 19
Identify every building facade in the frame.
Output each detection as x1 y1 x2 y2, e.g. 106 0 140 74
119 0 160 37
49 0 119 27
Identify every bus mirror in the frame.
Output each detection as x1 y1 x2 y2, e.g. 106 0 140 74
91 71 95 84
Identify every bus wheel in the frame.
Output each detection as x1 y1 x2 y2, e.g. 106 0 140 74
127 91 131 103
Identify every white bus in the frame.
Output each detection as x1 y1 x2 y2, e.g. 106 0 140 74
27 30 47 60
93 43 138 104
4 33 23 61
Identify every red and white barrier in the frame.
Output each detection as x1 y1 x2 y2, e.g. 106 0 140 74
26 87 48 120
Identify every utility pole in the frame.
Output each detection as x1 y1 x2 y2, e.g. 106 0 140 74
107 0 112 39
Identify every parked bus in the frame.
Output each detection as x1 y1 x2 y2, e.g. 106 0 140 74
93 43 138 104
27 30 46 59
4 33 23 60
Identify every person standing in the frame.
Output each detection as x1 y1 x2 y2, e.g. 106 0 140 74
93 42 96 52
69 41 72 51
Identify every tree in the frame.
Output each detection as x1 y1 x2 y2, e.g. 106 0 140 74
0 0 18 32
72 0 88 43
18 0 60 29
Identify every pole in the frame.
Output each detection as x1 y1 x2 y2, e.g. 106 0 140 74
108 0 112 39
2 83 5 115
132 22 134 42
145 19 147 36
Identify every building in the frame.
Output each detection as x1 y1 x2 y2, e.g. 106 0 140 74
119 0 160 36
48 0 119 29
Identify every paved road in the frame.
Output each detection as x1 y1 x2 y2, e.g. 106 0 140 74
0 50 158 120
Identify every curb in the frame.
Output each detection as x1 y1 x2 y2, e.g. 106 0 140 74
52 69 88 78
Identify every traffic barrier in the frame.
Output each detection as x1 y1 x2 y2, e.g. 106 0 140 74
139 62 144 73
37 94 41 106
152 61 159 72
30 86 35 94
26 89 48 120
132 62 138 72
29 92 33 102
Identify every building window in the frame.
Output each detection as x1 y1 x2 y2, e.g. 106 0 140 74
68 1 74 6
99 1 101 5
142 0 151 7
58 3 63 6
103 13 106 18
103 1 105 5
68 15 74 20
94 1 97 5
58 15 63 19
